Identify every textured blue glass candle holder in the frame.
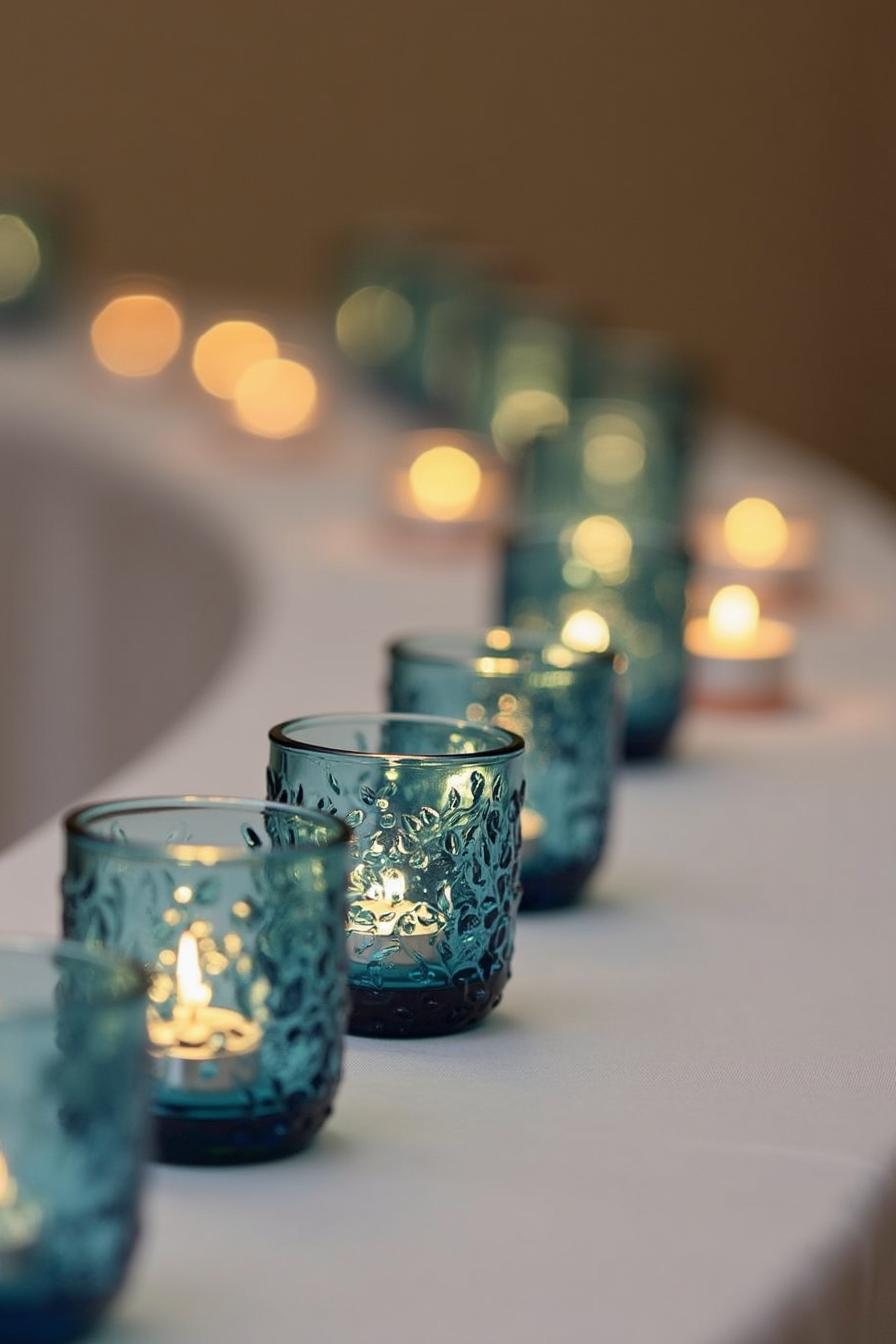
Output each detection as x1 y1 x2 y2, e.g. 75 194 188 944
62 797 350 1166
0 939 149 1344
500 525 690 759
267 713 525 1038
388 632 622 911
518 394 692 537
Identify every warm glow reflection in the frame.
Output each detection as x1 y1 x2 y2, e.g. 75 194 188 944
723 498 789 567
561 608 611 653
707 585 760 644
520 807 546 843
192 320 278 399
336 285 414 364
176 932 212 1009
485 627 512 651
490 388 568 458
0 1151 14 1206
90 294 183 377
233 357 318 438
584 411 646 484
0 215 40 303
408 444 482 520
382 870 406 902
571 515 633 582
473 655 521 675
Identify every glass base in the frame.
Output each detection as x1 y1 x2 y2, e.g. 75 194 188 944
153 1088 336 1165
520 860 596 912
624 717 678 759
348 969 509 1038
0 1295 109 1344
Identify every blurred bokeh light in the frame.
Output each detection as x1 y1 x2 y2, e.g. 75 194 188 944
707 584 760 643
560 608 611 653
0 214 41 303
407 443 483 521
583 410 647 485
233 356 318 438
722 498 789 567
192 320 278 399
570 515 633 583
335 285 415 366
90 294 183 377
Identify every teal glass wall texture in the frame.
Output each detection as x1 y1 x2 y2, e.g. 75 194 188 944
388 632 621 910
0 940 149 1343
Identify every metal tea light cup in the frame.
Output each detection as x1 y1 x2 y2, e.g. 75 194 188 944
388 631 622 910
62 796 351 1165
268 713 525 1038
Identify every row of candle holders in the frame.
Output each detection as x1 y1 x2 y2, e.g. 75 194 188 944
0 628 623 1339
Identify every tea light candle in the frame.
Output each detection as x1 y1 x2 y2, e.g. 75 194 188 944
0 1151 41 1275
148 932 261 1095
685 584 794 709
346 869 448 970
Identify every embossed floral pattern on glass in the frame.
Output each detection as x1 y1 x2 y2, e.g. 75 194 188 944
388 632 622 910
0 940 149 1344
500 525 690 758
62 798 350 1165
267 714 525 1038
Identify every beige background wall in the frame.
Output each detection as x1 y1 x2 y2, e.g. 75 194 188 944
4 1 893 493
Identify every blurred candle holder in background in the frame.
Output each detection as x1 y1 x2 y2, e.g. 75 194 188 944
267 713 525 1037
500 521 690 759
388 630 622 911
517 394 692 539
388 428 508 532
692 496 819 609
685 583 794 710
0 940 149 1343
0 199 59 326
63 797 350 1165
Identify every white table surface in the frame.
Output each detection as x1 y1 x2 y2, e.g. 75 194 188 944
1 324 895 1344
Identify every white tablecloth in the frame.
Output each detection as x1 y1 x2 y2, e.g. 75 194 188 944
1 326 894 1343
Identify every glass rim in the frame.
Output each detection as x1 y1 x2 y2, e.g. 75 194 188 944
269 711 525 763
0 936 149 1026
64 794 351 865
388 628 618 672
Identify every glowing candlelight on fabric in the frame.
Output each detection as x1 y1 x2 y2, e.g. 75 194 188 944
685 585 794 709
90 294 183 377
407 444 483 521
192 320 278 399
233 357 318 439
148 930 261 1093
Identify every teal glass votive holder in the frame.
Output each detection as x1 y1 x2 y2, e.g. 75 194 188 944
0 939 149 1344
62 797 350 1166
388 631 622 910
518 394 692 537
500 523 690 758
267 713 525 1038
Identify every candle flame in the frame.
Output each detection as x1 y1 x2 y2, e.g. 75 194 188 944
707 584 760 644
382 870 406 903
0 1151 17 1207
176 932 212 1009
723 497 789 567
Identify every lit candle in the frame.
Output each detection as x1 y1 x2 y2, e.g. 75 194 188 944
685 584 794 709
148 931 261 1094
693 497 818 607
346 869 448 971
0 1151 41 1276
